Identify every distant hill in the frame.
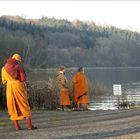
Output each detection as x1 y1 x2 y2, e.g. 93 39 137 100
0 15 140 69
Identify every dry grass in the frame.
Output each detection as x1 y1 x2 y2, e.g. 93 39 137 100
26 77 59 110
90 81 111 97
0 77 111 110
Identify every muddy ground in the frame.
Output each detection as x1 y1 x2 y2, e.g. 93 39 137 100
0 109 140 139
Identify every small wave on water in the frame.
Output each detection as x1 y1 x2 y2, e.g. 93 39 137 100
89 103 118 110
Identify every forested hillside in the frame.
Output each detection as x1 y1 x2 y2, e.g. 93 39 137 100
0 15 140 69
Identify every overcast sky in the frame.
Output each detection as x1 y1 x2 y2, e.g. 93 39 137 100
0 1 140 32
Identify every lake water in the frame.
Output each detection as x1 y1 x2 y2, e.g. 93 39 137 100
27 67 140 110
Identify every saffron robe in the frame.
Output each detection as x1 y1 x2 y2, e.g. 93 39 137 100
1 66 31 120
73 72 89 104
60 91 71 106
57 71 70 106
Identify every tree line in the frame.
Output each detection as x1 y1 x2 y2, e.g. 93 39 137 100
0 15 140 69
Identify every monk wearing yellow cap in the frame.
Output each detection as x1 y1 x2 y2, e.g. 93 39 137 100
72 67 89 110
56 65 71 111
1 53 37 130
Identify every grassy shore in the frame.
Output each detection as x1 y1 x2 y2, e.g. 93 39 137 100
0 109 140 139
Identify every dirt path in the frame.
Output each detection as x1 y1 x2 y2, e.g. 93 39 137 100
0 109 140 139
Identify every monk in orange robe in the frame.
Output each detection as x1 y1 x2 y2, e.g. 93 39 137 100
73 67 89 110
1 53 37 130
56 65 71 111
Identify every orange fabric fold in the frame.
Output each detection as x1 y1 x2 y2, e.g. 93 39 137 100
60 91 71 106
1 67 31 120
73 72 89 104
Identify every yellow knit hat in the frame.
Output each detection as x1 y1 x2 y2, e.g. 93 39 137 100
12 53 21 61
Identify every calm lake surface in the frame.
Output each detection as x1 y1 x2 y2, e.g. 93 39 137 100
27 67 140 110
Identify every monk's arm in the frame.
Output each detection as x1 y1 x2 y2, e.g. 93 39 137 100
18 65 26 82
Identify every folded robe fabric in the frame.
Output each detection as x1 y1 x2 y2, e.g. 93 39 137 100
60 91 71 106
73 72 89 104
1 59 31 120
57 71 71 105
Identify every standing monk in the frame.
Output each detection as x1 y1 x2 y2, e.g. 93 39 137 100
73 67 89 110
56 65 71 111
1 53 37 130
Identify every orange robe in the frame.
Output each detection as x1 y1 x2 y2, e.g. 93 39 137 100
1 67 31 120
57 71 70 106
73 72 89 104
60 91 70 106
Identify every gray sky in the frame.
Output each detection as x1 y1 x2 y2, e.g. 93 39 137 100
0 1 140 32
